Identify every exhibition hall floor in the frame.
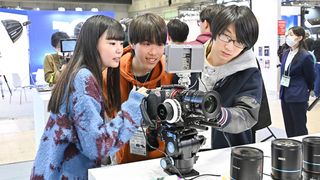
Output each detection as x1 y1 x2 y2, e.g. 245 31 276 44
0 88 319 179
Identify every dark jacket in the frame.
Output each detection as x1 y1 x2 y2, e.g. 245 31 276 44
280 49 315 102
200 48 262 149
211 68 262 148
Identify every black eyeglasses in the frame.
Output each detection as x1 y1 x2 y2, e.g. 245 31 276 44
218 33 246 49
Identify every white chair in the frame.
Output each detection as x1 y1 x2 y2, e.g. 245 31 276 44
10 73 32 104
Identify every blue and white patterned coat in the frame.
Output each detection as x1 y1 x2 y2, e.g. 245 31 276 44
31 68 144 179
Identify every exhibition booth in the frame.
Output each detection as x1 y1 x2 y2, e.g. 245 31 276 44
0 8 114 87
1 1 320 179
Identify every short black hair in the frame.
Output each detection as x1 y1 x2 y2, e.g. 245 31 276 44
199 4 225 27
51 31 69 48
129 13 167 45
211 5 259 51
167 19 189 43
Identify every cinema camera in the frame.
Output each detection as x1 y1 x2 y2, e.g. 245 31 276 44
140 45 223 177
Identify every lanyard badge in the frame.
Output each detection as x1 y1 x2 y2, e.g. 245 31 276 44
280 75 291 87
129 127 147 156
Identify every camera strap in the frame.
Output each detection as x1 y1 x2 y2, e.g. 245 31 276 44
129 127 147 156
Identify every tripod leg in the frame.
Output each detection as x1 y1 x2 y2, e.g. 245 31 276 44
3 75 12 96
0 83 4 99
261 127 277 142
20 89 22 104
267 127 277 139
24 88 27 102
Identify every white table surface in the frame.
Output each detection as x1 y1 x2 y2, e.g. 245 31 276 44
88 133 320 180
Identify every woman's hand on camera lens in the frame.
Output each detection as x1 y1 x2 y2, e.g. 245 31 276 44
136 87 149 97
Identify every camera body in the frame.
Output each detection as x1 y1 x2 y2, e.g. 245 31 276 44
139 45 221 177
141 85 222 177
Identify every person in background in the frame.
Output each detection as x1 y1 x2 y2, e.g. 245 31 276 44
184 4 225 90
119 18 132 48
103 13 173 164
200 5 262 149
278 43 290 64
31 15 148 179
305 38 314 51
188 4 225 45
304 37 316 63
167 19 189 44
280 26 315 138
43 31 69 84
312 39 320 97
74 21 84 38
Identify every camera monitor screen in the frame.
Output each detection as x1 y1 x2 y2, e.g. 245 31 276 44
165 44 204 73
60 39 77 53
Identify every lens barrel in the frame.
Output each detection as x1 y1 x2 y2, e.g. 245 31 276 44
230 146 264 180
271 139 302 180
182 90 221 119
302 136 320 180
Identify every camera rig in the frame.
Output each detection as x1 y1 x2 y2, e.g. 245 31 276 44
140 85 222 177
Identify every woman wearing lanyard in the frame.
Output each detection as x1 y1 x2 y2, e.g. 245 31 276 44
280 26 315 138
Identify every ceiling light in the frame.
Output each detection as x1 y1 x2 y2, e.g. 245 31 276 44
75 7 82 11
91 8 99 12
58 7 65 11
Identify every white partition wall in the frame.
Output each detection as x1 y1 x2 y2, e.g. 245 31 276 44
0 12 30 87
252 0 281 94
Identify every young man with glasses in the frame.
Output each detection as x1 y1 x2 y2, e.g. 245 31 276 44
199 5 262 149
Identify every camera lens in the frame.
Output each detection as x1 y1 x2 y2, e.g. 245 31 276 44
157 99 181 124
182 90 220 119
302 136 320 180
271 139 302 180
158 102 173 121
201 91 221 119
203 95 216 113
231 146 264 180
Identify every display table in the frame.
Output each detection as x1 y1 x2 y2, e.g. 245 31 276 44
32 89 51 152
88 133 320 180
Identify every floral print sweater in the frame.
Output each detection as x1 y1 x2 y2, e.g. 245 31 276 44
31 68 144 179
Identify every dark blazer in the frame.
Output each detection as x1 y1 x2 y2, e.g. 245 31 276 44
280 49 315 102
